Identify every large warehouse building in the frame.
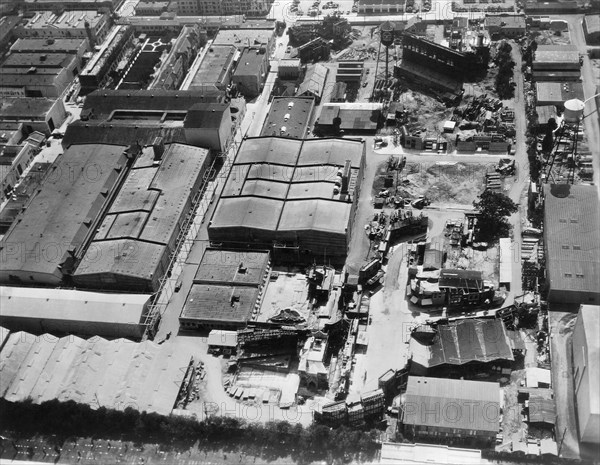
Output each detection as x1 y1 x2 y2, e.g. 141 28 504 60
0 328 192 415
180 248 271 330
0 286 153 340
543 184 600 305
207 137 366 264
0 143 132 286
73 142 211 292
572 304 600 444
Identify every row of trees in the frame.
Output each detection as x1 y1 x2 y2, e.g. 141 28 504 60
495 42 516 100
0 399 380 464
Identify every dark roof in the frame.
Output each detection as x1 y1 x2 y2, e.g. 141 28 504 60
233 47 266 76
183 103 229 129
1 52 75 68
438 269 483 290
543 184 600 297
528 395 556 424
181 284 259 324
260 97 315 139
10 38 87 54
62 123 186 147
0 98 58 118
403 376 500 433
412 319 514 368
82 89 226 118
194 248 270 286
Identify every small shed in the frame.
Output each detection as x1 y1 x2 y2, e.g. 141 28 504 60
207 330 238 354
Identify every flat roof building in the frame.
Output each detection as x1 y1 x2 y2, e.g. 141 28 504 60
0 97 67 134
484 15 526 38
543 184 600 305
401 376 501 446
213 27 275 51
232 47 269 99
14 11 111 45
188 44 237 92
536 81 584 107
583 15 600 45
208 137 366 264
317 103 382 133
180 248 270 330
0 286 153 340
10 38 89 64
0 143 131 286
0 52 78 98
63 89 229 148
73 143 211 292
260 97 315 139
572 304 600 444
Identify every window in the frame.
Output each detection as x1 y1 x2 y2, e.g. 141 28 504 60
573 245 581 250
562 245 570 250
564 273 572 278
576 273 584 278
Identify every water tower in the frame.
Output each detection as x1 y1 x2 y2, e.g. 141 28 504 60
542 98 586 184
380 21 395 81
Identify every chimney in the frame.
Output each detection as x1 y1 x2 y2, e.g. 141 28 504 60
341 159 351 194
84 20 95 49
152 136 165 161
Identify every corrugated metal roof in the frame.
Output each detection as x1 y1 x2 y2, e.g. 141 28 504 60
543 184 600 296
411 319 514 368
0 330 191 415
403 376 500 433
528 395 556 424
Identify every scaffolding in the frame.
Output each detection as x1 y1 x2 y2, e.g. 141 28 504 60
141 128 242 340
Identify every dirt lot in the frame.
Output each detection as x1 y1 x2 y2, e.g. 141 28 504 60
402 162 492 204
532 29 571 46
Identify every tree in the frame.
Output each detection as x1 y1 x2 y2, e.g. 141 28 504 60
473 190 518 241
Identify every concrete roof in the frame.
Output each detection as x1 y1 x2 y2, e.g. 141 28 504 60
213 28 274 47
318 104 382 132
184 103 229 129
260 97 315 139
0 330 191 415
207 330 238 347
190 45 237 88
234 47 266 76
181 284 258 323
194 248 270 286
584 14 600 35
2 52 76 68
543 184 600 296
0 286 150 325
536 81 584 105
403 376 500 433
19 10 106 30
0 144 129 284
0 98 58 118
